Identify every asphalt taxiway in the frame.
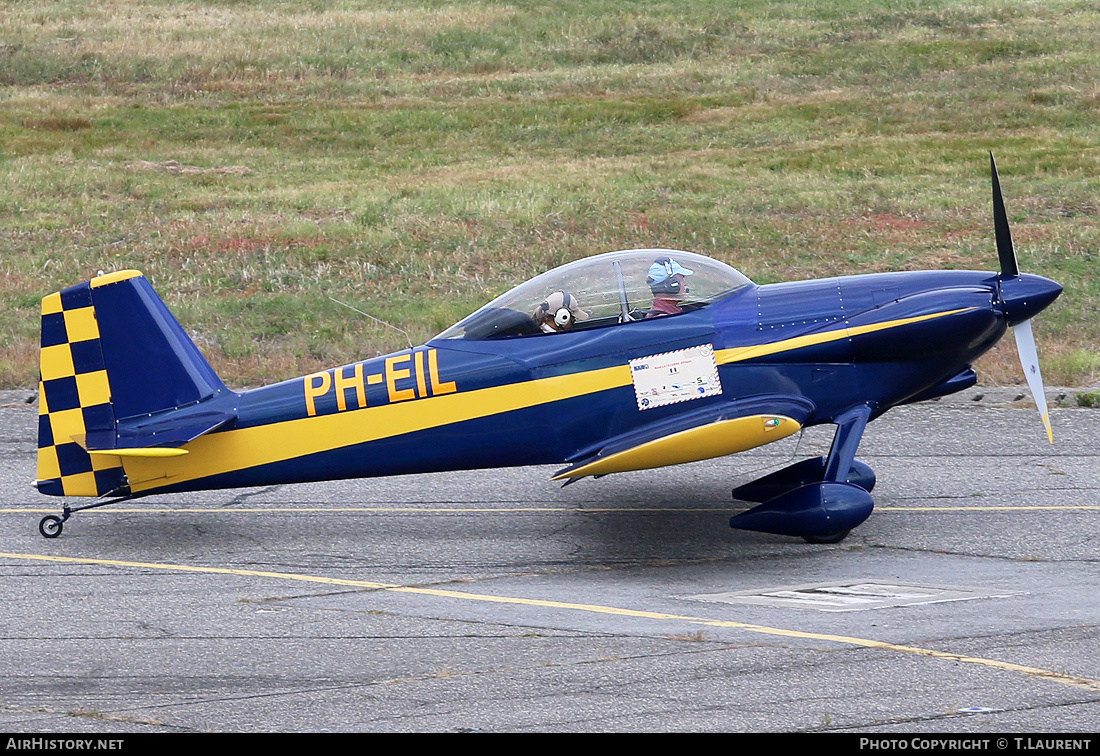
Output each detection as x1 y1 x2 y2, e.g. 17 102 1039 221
1 388 1097 732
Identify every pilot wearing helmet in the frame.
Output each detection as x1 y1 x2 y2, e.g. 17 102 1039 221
533 290 589 333
646 256 694 317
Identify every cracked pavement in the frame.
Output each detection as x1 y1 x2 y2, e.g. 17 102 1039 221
0 389 1098 732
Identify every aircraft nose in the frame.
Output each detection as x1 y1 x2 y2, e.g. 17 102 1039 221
999 274 1062 326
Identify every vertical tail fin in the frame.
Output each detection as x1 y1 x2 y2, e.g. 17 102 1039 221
36 271 235 497
37 277 124 497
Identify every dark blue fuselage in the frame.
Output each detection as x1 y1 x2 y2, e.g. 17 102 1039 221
163 267 1055 496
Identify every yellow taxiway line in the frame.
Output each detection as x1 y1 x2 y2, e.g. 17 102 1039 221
2 507 735 514
2 551 1098 694
6 505 1100 515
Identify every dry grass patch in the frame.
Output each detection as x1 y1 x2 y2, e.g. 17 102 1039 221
1 0 1097 388
126 159 253 176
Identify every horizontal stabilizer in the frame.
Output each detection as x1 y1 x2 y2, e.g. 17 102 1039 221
78 401 236 452
88 447 189 458
115 405 237 448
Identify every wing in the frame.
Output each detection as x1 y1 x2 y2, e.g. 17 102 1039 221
552 394 815 480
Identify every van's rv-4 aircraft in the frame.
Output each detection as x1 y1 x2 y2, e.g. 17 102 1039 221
34 156 1061 542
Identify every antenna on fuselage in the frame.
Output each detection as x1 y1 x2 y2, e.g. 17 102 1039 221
328 297 414 351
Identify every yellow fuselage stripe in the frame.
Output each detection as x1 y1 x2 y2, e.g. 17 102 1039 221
713 308 974 365
124 363 630 491
123 308 971 492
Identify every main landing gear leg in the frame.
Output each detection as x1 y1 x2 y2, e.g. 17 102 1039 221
730 404 876 543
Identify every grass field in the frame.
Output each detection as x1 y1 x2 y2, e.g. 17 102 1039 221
1 0 1097 388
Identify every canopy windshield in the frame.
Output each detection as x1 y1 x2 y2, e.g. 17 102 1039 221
436 249 753 340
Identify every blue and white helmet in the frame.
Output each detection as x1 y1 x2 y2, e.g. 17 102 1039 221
647 256 694 295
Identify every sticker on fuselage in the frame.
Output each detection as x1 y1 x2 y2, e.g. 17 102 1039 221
630 343 722 410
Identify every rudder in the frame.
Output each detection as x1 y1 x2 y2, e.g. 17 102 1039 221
36 271 234 497
37 278 125 496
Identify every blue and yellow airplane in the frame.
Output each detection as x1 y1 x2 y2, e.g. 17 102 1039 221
34 157 1061 542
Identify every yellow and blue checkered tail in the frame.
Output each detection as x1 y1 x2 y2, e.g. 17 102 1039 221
36 278 127 497
36 270 232 498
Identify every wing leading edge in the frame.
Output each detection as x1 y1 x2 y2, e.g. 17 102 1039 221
551 394 815 480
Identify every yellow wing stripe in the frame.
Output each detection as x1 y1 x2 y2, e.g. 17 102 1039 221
552 415 801 479
122 307 973 492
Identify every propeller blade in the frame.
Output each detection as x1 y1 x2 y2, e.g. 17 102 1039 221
1013 318 1053 443
990 153 1020 278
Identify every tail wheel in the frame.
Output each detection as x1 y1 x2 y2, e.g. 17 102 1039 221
39 515 63 539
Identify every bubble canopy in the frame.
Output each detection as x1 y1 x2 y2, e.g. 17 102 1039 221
436 249 754 340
